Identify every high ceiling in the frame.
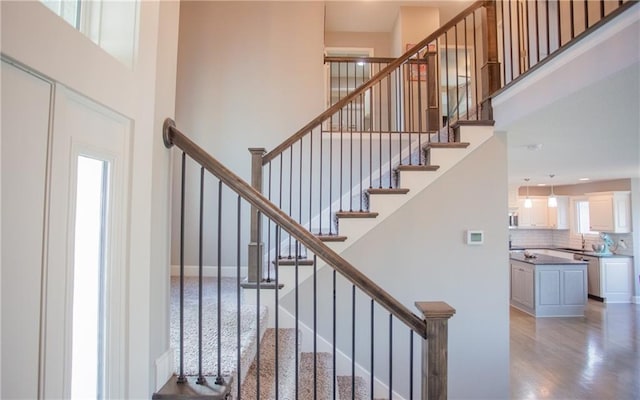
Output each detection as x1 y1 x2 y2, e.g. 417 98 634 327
325 1 473 33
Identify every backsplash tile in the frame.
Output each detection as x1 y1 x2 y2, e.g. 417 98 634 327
510 229 634 256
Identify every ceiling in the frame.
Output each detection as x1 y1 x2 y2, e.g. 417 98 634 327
494 13 640 187
325 1 473 33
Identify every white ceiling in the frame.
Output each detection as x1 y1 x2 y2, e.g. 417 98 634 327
494 11 640 187
325 1 473 33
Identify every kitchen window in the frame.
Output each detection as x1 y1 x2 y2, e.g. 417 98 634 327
572 198 598 235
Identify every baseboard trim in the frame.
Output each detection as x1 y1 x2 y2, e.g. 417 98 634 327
170 264 247 278
632 296 640 305
155 349 174 392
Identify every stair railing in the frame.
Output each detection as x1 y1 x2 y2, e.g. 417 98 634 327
249 0 634 276
250 1 494 267
155 119 456 400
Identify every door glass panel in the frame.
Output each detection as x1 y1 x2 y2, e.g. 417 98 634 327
71 155 109 399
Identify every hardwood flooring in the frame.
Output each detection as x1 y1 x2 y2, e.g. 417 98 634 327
510 300 639 400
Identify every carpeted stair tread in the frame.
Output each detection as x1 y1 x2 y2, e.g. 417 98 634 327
337 375 370 400
170 277 268 379
240 328 299 399
299 352 337 400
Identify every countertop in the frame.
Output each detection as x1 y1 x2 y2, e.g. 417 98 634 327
510 252 588 265
509 247 633 258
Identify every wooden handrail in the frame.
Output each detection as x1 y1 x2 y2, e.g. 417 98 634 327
262 0 485 164
164 119 427 338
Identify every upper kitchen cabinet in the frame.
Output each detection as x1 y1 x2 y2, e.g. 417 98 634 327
547 195 569 229
518 197 549 228
587 191 631 233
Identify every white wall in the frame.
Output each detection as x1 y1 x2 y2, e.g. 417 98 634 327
282 134 510 399
173 1 325 266
0 1 179 397
325 31 393 57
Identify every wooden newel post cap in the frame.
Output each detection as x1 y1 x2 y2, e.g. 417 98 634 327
415 301 456 320
248 147 267 155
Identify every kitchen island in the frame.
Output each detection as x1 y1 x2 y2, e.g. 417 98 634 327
510 253 588 317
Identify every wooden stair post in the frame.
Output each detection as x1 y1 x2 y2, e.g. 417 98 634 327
416 301 456 400
248 147 266 283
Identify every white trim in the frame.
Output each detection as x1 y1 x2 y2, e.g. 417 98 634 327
632 296 640 305
154 349 173 392
170 264 248 278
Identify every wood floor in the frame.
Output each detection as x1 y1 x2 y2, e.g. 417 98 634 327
510 300 639 400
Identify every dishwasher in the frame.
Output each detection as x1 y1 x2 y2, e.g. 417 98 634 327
574 253 602 300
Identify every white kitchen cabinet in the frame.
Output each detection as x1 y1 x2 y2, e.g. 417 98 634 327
587 191 631 233
511 263 535 310
547 195 569 229
602 257 633 303
518 197 549 228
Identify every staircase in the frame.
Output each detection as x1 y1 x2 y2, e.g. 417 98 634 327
154 1 635 398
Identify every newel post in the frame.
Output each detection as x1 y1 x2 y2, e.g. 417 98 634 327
480 0 501 120
248 148 266 283
415 301 456 400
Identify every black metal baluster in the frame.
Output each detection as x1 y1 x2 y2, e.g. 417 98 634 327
351 285 356 400
570 0 575 39
197 167 206 384
378 78 383 186
275 226 280 400
369 86 373 189
473 12 479 118
409 330 414 399
464 17 469 120
295 241 300 399
288 147 293 256
332 269 337 400
444 31 450 130
349 102 354 212
387 75 392 187
178 152 186 384
370 299 374 400
417 53 422 162
454 24 460 122
216 180 224 385
299 139 303 237
600 0 605 19
501 1 508 86
584 0 589 30
535 0 541 63
388 314 393 400
340 109 344 212
329 117 333 235
255 213 262 399
359 93 364 211
313 254 318 400
509 0 514 81
318 125 322 235
557 0 562 49
278 155 283 258
546 0 551 56
267 162 272 282
236 195 242 400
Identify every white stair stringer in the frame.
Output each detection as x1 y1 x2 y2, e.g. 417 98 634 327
334 123 494 253
266 123 493 300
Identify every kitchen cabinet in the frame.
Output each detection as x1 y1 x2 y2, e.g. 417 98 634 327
574 253 633 303
587 191 631 233
547 195 569 229
511 263 535 310
518 197 549 228
602 257 633 303
510 254 587 317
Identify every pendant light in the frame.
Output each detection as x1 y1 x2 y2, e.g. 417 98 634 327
547 174 557 208
524 178 532 208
